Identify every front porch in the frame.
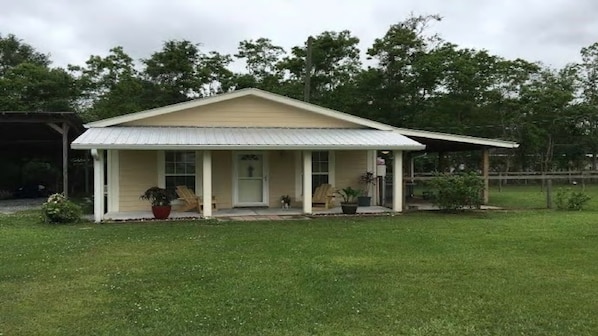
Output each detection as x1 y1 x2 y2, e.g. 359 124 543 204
103 205 393 221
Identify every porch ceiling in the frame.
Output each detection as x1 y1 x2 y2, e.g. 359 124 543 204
71 126 426 151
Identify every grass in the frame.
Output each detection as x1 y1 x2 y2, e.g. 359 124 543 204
488 183 598 210
1 210 598 335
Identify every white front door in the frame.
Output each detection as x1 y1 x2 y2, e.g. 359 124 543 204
234 152 268 207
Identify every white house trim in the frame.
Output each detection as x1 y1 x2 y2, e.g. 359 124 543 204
157 151 165 188
294 151 302 201
202 150 212 218
392 150 403 212
92 149 105 222
302 151 312 214
83 88 395 131
394 127 519 149
107 149 119 212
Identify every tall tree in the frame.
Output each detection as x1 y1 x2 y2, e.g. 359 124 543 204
142 40 233 105
0 34 77 111
366 14 443 127
277 30 363 109
575 42 598 168
233 38 285 91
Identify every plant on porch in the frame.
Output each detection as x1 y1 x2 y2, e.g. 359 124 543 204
337 186 360 214
140 186 172 219
358 171 377 206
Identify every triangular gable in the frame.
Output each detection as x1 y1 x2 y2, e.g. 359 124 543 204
84 88 394 130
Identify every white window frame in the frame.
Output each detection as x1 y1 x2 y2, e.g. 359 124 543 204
158 150 202 194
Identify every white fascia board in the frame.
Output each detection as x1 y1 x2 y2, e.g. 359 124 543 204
394 128 519 148
71 144 427 151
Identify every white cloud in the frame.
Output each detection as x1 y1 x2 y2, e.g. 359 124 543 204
0 0 596 69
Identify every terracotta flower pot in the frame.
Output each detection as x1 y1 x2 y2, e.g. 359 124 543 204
151 205 172 219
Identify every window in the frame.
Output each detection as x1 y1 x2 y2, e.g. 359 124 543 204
312 151 329 193
165 151 196 195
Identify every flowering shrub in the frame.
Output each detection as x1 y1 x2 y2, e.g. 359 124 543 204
41 193 82 224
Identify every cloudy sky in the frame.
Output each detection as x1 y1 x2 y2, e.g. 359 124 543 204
1 0 597 70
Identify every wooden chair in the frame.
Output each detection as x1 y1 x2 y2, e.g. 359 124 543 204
175 185 217 213
312 183 336 209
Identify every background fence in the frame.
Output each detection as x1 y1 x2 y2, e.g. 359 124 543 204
382 171 598 209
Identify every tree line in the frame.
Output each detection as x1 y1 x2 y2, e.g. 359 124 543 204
2 14 598 172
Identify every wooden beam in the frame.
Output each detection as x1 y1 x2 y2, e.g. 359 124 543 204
47 122 64 135
62 123 70 197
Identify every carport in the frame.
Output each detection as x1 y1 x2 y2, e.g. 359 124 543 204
394 128 520 204
0 111 84 197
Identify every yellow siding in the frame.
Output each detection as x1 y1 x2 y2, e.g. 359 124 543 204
119 150 158 211
268 151 296 207
212 151 233 209
123 96 362 128
335 150 368 190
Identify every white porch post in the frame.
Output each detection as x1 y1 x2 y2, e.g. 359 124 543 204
92 149 105 222
303 150 312 214
392 150 403 212
202 150 213 218
107 150 119 213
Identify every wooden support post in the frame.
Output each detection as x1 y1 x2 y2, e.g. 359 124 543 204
62 123 70 197
47 122 70 197
438 152 447 172
482 148 489 204
546 179 553 209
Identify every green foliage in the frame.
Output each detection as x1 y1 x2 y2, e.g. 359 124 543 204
337 186 360 204
41 193 82 224
555 188 591 211
140 186 171 206
429 172 485 211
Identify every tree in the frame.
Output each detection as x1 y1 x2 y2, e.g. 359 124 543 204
0 34 77 111
0 34 50 76
142 40 234 105
575 42 598 169
276 30 363 108
365 14 443 127
233 38 285 91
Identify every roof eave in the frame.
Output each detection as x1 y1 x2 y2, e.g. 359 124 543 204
71 144 426 151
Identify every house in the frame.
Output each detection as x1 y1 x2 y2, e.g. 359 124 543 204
71 88 518 222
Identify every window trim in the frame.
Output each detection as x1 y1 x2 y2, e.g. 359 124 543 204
295 150 335 200
158 150 202 194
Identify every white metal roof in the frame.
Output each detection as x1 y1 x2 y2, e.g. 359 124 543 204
84 88 394 131
71 127 425 150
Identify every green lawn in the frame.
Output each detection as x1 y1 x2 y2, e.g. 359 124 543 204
1 211 598 335
488 184 598 210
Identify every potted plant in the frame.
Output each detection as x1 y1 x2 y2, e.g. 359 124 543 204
140 186 172 219
337 186 360 214
281 195 292 209
358 171 377 206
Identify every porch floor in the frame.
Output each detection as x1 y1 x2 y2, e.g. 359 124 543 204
103 206 392 221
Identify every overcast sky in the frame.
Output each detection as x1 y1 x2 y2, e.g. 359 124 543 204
1 0 597 70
